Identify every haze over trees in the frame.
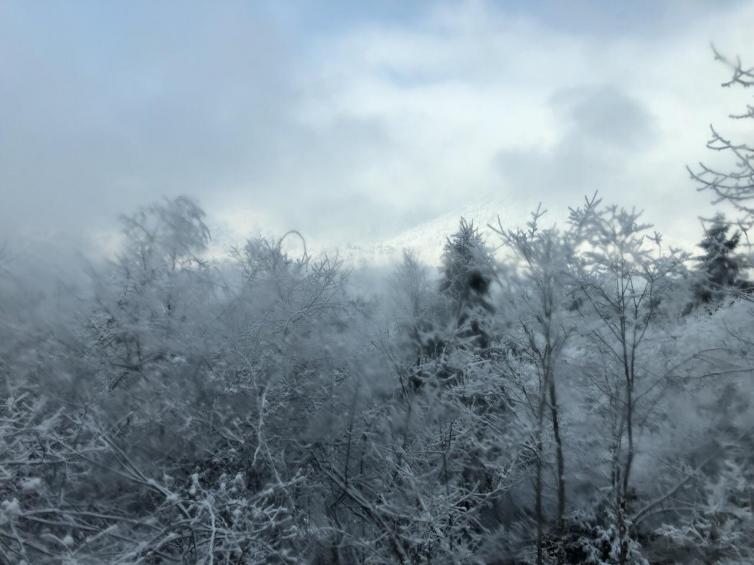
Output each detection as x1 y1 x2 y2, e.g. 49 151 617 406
1 52 753 565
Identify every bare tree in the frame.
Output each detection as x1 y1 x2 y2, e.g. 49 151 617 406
569 194 688 564
492 205 574 563
689 48 754 231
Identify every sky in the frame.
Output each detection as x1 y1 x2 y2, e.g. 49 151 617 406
1 0 754 259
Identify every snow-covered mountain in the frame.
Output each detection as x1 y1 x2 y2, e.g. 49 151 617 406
335 198 526 267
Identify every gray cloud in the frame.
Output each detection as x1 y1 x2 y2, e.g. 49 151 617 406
496 86 657 209
1 0 753 254
0 2 296 237
551 85 656 149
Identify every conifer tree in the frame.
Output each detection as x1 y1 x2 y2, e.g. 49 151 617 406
439 218 496 351
692 214 749 306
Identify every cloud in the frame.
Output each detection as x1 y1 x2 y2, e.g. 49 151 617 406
292 0 754 247
1 0 754 254
552 85 656 149
0 1 296 236
495 85 658 212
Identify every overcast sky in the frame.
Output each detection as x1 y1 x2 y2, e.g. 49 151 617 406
2 0 754 255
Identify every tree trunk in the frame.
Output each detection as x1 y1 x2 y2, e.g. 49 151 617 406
535 389 546 565
548 374 566 531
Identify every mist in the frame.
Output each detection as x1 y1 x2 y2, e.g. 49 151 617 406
2 2 754 564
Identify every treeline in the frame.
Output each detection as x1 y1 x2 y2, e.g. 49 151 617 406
1 54 753 565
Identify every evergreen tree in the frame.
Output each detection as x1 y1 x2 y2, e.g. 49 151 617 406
692 214 749 306
439 218 496 351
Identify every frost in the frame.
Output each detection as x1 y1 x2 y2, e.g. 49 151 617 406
189 473 200 496
2 499 21 516
2 120 754 563
19 477 42 492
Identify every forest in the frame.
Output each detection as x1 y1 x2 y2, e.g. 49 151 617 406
1 52 753 565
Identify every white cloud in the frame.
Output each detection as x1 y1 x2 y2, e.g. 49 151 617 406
1 0 753 256
281 0 754 250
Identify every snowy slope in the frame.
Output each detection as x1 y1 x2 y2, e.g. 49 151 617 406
336 199 524 267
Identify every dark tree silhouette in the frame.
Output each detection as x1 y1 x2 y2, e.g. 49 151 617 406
440 218 496 352
692 214 750 306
